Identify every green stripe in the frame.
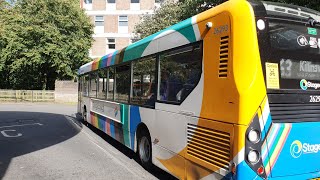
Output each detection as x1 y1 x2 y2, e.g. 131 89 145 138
121 104 131 147
177 18 196 43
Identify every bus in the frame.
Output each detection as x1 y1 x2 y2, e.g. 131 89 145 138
77 0 320 179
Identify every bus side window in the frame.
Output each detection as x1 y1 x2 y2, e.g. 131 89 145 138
158 42 202 103
83 75 89 97
89 72 98 98
107 67 115 101
115 64 130 103
97 68 107 99
131 56 156 107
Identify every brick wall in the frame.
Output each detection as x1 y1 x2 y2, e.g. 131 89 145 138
117 0 130 10
140 0 155 10
128 15 140 33
92 37 106 57
116 38 130 50
93 0 106 10
105 15 118 33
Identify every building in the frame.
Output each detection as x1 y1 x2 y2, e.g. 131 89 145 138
81 0 164 59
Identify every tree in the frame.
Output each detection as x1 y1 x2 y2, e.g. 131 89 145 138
134 1 182 39
0 0 93 90
134 0 320 39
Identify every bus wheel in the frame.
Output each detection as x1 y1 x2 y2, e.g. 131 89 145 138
138 131 152 169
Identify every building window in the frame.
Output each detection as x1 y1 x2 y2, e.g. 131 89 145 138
84 0 92 10
130 0 140 10
155 0 163 9
107 38 116 49
107 0 116 10
118 15 128 34
106 38 116 54
94 16 104 34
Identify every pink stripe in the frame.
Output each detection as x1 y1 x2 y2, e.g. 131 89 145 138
107 54 113 66
267 125 280 151
262 125 280 160
105 118 111 136
262 124 275 160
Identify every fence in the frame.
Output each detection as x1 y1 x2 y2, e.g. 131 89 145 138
0 90 55 102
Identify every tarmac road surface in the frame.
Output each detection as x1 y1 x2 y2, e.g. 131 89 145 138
0 103 176 180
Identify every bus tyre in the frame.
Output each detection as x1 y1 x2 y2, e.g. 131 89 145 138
138 131 152 170
82 107 88 126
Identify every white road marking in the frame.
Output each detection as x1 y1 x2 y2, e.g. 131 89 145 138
1 130 22 137
0 123 43 129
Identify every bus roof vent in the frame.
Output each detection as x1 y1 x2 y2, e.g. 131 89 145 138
186 123 231 172
219 36 229 78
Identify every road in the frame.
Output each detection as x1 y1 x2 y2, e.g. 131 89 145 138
0 103 176 180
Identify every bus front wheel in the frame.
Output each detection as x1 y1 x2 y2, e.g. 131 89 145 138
137 131 152 170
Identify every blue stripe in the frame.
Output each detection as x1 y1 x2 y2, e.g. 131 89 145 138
129 106 141 149
261 114 272 140
110 120 115 138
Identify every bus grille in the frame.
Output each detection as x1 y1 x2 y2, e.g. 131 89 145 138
270 103 320 123
187 124 231 171
219 36 229 78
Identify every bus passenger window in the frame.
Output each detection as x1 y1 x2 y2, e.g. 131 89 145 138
158 42 202 103
131 56 156 107
83 75 89 97
97 68 107 99
107 67 114 101
89 72 98 98
115 64 130 103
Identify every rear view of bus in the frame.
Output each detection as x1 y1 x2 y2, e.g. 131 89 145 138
245 1 320 179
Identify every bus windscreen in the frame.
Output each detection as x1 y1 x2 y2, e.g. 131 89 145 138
263 18 320 90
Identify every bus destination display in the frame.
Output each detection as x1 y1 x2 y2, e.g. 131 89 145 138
280 59 320 80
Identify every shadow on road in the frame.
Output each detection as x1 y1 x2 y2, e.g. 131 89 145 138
0 111 82 179
82 120 178 180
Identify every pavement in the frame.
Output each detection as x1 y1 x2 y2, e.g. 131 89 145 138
0 103 176 180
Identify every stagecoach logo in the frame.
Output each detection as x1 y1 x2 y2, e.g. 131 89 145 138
290 140 320 158
300 79 320 90
290 140 303 158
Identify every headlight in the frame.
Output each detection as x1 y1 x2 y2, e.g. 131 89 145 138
248 129 260 143
248 150 260 164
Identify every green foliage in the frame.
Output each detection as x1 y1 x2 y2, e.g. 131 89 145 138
134 0 320 39
134 1 182 39
0 0 93 90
